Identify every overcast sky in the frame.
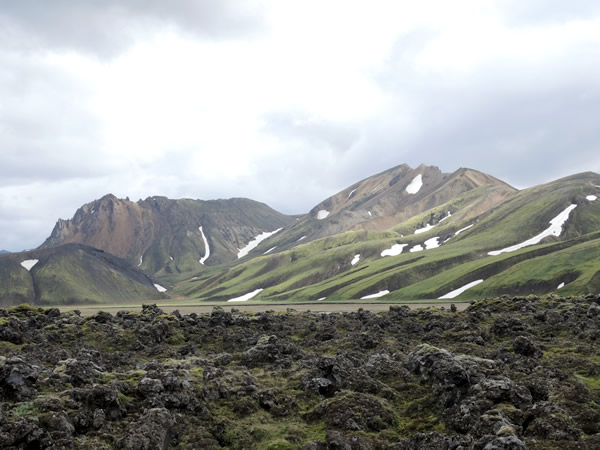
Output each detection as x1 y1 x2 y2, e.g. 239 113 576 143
2 1 600 251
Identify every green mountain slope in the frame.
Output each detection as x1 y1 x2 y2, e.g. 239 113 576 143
0 244 167 306
172 172 600 302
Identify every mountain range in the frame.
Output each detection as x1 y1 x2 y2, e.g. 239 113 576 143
1 164 599 305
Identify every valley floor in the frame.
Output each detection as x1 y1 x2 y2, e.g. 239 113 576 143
57 301 471 316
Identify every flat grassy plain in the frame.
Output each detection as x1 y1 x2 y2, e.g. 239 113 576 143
55 299 472 316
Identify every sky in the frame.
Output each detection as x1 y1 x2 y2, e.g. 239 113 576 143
2 0 600 251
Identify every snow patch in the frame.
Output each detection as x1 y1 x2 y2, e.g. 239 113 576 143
439 212 452 222
198 226 211 264
455 224 474 236
587 195 598 201
154 284 167 293
557 282 565 289
317 297 327 301
488 204 577 256
169 256 174 261
138 256 143 267
227 288 263 302
424 237 440 249
406 174 423 194
263 246 277 255
348 189 357 198
361 290 390 299
439 279 484 299
368 211 372 217
20 259 39 271
297 236 307 242
409 244 424 252
415 223 434 234
317 210 330 220
351 254 360 265
237 228 282 259
381 244 408 257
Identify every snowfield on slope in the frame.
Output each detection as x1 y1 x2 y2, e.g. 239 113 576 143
415 223 434 234
488 204 577 256
439 279 484 299
237 228 282 259
227 288 263 302
154 284 167 293
360 290 390 299
198 226 211 264
20 259 39 271
424 237 440 249
406 174 423 194
317 210 330 220
587 195 598 201
455 224 474 236
381 243 408 257
351 254 360 265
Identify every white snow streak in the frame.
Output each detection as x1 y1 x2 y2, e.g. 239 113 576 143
439 212 452 222
237 228 283 259
381 244 408 257
138 256 143 267
348 189 357 198
410 244 424 252
415 223 434 234
317 210 330 220
317 297 326 301
198 226 211 264
557 282 565 289
439 279 484 299
169 256 173 261
406 174 423 194
351 254 360 265
455 224 474 236
154 284 167 293
297 236 307 242
488 204 577 256
263 246 277 255
227 288 263 302
368 211 372 217
587 195 598 201
361 290 390 299
424 237 440 249
20 259 39 271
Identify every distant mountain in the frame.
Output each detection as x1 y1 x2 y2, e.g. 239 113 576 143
0 250 10 254
40 195 294 274
0 244 167 307
233 164 516 257
180 170 600 302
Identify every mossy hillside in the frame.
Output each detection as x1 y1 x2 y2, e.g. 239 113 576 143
453 172 600 252
34 252 163 305
0 244 166 306
171 173 600 302
466 236 600 298
0 258 35 306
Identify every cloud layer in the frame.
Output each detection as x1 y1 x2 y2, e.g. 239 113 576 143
1 1 600 251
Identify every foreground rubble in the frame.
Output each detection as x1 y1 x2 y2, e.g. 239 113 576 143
1 296 600 449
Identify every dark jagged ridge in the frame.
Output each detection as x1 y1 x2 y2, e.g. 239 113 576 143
2 296 600 448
